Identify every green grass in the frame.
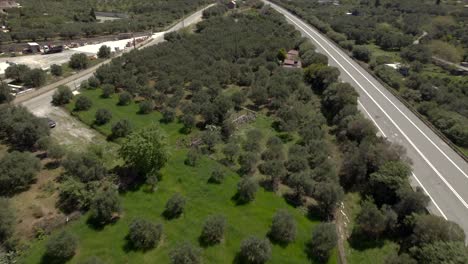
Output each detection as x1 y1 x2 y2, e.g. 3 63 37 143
20 88 334 263
66 89 183 143
21 150 321 263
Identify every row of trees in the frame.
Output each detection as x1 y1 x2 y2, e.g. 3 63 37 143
1 0 212 44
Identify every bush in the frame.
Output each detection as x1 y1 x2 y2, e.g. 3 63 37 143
97 45 111 59
0 151 41 195
89 189 121 225
118 92 132 106
302 51 328 67
69 53 89 70
208 168 225 184
95 109 112 125
111 119 132 139
101 84 115 98
375 65 402 89
236 177 258 203
164 193 186 219
50 64 63 76
308 223 337 262
62 151 107 183
200 215 226 245
45 231 78 262
80 80 90 90
269 209 296 244
74 95 93 111
352 45 372 63
185 148 199 167
24 68 46 87
139 100 154 114
88 76 100 88
161 108 176 123
0 198 15 243
128 218 163 250
239 236 272 264
52 85 74 106
169 242 201 264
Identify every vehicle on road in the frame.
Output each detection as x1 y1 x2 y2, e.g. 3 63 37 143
47 118 56 128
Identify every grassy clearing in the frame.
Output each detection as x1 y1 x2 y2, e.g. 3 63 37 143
21 151 321 263
20 88 336 263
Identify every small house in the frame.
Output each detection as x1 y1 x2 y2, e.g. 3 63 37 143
283 49 302 69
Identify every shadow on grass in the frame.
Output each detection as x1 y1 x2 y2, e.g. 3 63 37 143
307 205 328 222
44 160 60 170
230 192 251 206
112 165 145 193
197 235 221 248
85 215 119 231
267 232 290 249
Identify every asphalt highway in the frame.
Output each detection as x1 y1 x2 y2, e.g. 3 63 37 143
264 1 468 237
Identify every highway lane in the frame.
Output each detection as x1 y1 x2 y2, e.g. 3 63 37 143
264 1 468 235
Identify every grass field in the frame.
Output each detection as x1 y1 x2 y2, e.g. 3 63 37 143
20 88 335 263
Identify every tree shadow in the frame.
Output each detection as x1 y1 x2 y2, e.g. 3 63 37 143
112 165 145 193
282 192 305 208
197 235 221 248
231 253 243 264
307 204 328 222
230 192 249 206
267 232 290 249
40 253 72 264
348 229 385 251
44 160 60 170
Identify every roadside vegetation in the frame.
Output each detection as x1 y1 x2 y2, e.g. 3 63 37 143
271 0 468 156
0 0 212 44
3 2 466 264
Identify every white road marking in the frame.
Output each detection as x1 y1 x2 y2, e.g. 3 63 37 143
412 172 448 220
271 4 468 209
288 8 468 179
358 100 387 138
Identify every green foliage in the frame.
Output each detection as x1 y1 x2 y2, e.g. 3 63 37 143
139 100 155 114
101 84 115 98
62 151 107 183
58 177 95 212
312 182 344 219
74 95 93 111
52 85 74 106
89 189 121 225
301 50 328 67
411 214 465 246
45 231 78 262
209 168 225 184
202 4 228 19
69 53 89 70
308 223 337 262
200 214 226 245
0 82 13 104
94 108 112 125
0 198 15 244
118 92 132 106
24 68 47 87
352 45 372 62
185 148 200 167
111 119 132 139
97 45 111 59
239 236 271 264
119 124 168 176
164 193 186 219
374 65 402 89
304 64 340 92
128 218 163 250
236 177 259 203
410 241 468 264
269 209 296 244
356 200 388 238
50 64 63 77
277 48 287 61
0 151 41 195
169 242 201 264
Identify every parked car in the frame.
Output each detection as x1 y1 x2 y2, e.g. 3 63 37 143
47 118 56 128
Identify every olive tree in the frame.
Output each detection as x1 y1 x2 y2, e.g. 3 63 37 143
95 108 112 125
269 209 296 244
169 242 201 264
0 151 41 195
236 177 259 204
45 231 78 262
200 215 226 245
89 189 121 225
164 193 186 219
239 236 272 264
128 218 163 250
52 85 73 106
0 198 15 244
308 223 337 262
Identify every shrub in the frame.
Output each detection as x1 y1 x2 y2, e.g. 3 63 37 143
308 223 337 262
50 64 63 76
0 198 15 243
88 76 100 88
161 108 176 123
111 119 132 139
45 231 78 262
239 236 271 264
0 151 41 195
118 92 132 106
185 148 199 167
236 177 258 203
69 53 89 70
269 209 296 244
95 109 112 125
52 85 73 106
101 84 115 98
208 168 225 184
80 80 90 90
128 218 163 250
200 215 226 245
24 68 46 87
74 95 93 111
89 189 121 225
97 45 111 59
169 242 201 264
164 193 186 219
352 45 372 63
139 100 154 114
